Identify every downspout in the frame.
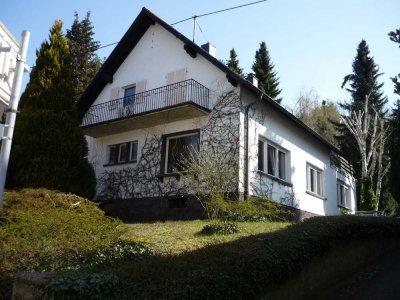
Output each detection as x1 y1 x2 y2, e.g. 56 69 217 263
244 92 263 199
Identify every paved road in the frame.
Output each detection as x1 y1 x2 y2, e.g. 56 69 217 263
309 252 400 300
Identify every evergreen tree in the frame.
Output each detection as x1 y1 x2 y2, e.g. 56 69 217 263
337 40 388 210
388 29 400 205
388 28 400 98
252 41 282 103
226 48 244 76
66 12 101 100
388 100 400 203
341 40 388 111
9 20 96 198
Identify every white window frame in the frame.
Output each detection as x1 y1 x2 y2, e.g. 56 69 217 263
165 132 199 174
258 138 289 182
306 163 324 198
337 181 351 209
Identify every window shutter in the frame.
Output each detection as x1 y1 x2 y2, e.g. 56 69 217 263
136 80 146 93
110 87 119 100
166 72 175 85
175 68 187 82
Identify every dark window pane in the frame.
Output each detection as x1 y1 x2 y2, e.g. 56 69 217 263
119 143 128 163
310 168 315 192
258 140 264 171
130 142 138 161
124 86 136 106
267 144 276 176
278 151 285 180
167 133 199 173
109 145 118 164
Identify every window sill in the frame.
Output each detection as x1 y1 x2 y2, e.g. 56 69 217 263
257 170 293 187
306 190 326 200
337 204 350 209
103 160 137 167
156 172 182 182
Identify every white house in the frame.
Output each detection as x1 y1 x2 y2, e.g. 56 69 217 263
0 21 19 114
77 8 356 221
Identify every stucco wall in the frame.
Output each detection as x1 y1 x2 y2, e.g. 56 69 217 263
241 86 356 216
92 23 231 109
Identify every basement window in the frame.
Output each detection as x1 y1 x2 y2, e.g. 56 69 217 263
168 197 188 209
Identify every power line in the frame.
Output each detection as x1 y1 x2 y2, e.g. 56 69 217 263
97 41 118 50
171 0 267 25
96 0 268 50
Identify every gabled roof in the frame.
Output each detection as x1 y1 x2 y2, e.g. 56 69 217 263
77 7 341 154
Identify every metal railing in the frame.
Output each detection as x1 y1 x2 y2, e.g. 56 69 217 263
82 79 210 127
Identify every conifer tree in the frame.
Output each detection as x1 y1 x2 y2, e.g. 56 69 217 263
66 12 101 100
388 28 400 204
341 40 388 112
226 48 244 76
9 20 96 198
388 100 400 203
337 40 388 210
252 41 282 103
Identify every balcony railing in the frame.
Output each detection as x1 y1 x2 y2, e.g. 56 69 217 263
82 79 210 127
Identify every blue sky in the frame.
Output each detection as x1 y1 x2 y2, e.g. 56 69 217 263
2 0 399 109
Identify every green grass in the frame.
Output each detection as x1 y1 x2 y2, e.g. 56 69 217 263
121 220 289 256
99 216 400 299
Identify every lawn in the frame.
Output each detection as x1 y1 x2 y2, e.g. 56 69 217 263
121 220 290 256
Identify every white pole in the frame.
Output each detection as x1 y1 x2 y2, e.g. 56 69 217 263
0 30 30 209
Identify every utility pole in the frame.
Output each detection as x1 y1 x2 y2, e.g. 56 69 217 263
0 30 30 209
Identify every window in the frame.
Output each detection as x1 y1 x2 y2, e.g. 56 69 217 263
337 182 350 208
307 164 323 197
107 141 138 165
123 86 136 106
165 132 199 173
258 139 288 181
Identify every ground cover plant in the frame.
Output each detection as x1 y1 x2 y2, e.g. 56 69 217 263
0 189 149 298
100 216 400 299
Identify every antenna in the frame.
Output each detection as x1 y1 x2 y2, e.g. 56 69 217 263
171 0 267 43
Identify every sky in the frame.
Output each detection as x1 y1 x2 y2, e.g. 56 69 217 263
1 0 399 110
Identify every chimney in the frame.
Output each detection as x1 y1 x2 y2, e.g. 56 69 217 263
246 73 258 88
201 42 216 58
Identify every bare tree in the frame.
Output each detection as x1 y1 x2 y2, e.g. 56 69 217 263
341 94 390 210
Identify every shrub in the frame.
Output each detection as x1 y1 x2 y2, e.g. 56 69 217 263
382 191 398 216
44 272 118 300
205 194 287 222
200 222 240 235
361 177 377 210
0 189 149 272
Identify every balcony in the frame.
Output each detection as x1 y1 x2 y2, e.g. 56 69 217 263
82 79 210 137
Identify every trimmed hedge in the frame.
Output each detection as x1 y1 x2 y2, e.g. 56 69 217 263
110 216 400 299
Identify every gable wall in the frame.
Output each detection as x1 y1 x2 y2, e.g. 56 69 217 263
92 23 231 108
